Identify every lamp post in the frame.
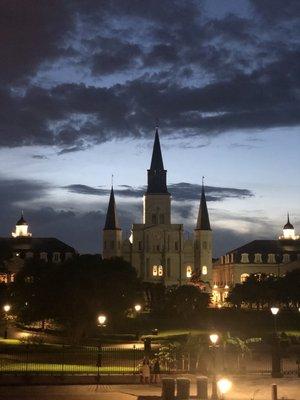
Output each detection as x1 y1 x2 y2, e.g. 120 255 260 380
217 378 232 400
270 307 282 378
3 304 11 339
96 314 107 385
209 333 219 400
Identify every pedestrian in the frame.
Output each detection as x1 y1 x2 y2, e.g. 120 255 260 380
140 359 150 384
153 358 160 384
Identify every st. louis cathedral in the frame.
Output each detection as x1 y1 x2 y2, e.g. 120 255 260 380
102 128 212 286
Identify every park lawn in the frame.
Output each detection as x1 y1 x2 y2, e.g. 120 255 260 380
142 328 209 341
1 362 136 374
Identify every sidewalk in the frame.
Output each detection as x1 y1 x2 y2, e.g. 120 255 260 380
118 376 300 400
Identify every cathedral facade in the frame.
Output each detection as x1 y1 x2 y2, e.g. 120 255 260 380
102 128 213 286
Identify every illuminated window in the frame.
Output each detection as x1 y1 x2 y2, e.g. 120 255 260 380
202 266 207 275
152 265 158 276
186 266 192 278
158 265 163 276
240 273 249 283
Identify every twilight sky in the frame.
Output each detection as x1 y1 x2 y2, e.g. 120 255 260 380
0 0 299 256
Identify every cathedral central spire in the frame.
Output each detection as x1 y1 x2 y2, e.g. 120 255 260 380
150 127 164 170
146 127 169 194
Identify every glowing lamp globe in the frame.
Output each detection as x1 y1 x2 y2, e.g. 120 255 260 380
271 307 279 316
97 315 107 326
209 333 219 345
217 378 232 395
134 304 142 312
3 304 11 313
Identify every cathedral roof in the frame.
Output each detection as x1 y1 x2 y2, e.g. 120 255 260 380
196 184 211 231
104 186 121 230
150 127 164 170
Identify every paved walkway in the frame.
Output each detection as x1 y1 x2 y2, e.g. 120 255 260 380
0 377 299 400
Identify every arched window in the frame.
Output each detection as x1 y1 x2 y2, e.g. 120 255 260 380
254 253 262 263
158 265 163 276
152 265 158 276
283 253 290 263
202 266 208 275
240 273 249 283
186 266 192 278
268 253 276 263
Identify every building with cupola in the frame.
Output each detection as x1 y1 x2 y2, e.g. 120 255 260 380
212 214 300 305
0 213 76 283
102 128 213 286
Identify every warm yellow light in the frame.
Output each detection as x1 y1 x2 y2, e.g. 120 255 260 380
3 304 11 313
217 378 232 394
134 304 142 312
97 314 107 326
217 304 222 309
209 333 219 345
271 307 279 316
213 284 218 289
224 284 229 289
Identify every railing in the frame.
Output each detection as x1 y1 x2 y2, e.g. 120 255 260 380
0 344 145 375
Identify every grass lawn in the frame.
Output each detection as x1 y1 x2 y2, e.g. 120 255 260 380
0 362 137 374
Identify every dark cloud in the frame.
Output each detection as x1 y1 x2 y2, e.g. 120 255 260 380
0 0 74 84
0 1 299 149
0 176 50 204
250 0 300 22
64 182 253 202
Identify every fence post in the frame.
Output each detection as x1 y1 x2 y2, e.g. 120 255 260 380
161 378 175 400
271 384 278 400
197 376 208 400
177 378 190 400
133 345 136 374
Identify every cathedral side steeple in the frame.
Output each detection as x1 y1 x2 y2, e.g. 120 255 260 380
194 179 213 283
102 185 122 259
196 180 211 231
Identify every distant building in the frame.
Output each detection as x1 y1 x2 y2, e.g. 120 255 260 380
0 213 76 283
212 215 300 305
102 127 213 286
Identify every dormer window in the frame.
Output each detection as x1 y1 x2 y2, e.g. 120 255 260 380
225 255 229 264
230 253 234 263
254 253 262 263
283 254 290 263
241 253 249 263
268 253 276 263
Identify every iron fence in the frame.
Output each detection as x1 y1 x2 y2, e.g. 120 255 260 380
0 344 145 375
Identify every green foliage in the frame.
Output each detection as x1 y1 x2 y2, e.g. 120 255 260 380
10 255 142 341
227 269 300 309
166 285 210 320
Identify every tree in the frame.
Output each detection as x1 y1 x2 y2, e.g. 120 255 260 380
11 255 143 341
166 285 210 320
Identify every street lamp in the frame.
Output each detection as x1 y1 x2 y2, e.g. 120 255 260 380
270 307 282 378
97 314 107 327
134 304 142 312
209 333 219 400
217 378 232 400
271 307 279 335
3 304 11 339
96 314 107 386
